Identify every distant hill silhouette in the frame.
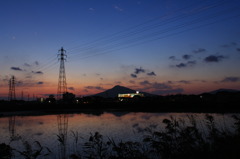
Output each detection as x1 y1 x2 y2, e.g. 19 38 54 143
93 86 240 98
203 88 240 95
92 85 156 98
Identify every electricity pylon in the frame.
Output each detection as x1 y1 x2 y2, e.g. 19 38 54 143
8 76 16 101
57 47 67 100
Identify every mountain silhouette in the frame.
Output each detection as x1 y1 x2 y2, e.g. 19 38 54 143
93 85 156 98
206 88 240 94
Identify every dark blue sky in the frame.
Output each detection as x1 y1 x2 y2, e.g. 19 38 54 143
1 0 240 97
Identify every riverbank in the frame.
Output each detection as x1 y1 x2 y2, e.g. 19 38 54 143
0 99 240 117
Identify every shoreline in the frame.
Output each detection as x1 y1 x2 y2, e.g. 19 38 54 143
0 101 239 117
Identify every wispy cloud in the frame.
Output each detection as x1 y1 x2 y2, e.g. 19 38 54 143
204 55 226 63
24 63 31 67
193 48 206 53
221 42 237 48
32 71 43 74
85 86 105 91
134 67 145 74
221 77 240 82
152 82 172 90
178 80 191 84
0 75 10 82
11 67 23 71
169 56 177 60
182 54 192 60
68 87 75 91
115 81 122 85
15 80 45 87
25 61 39 67
152 88 184 95
35 61 39 66
139 80 184 95
139 80 172 90
129 80 135 84
147 71 156 76
130 73 137 78
167 81 173 84
113 5 123 11
176 63 186 68
187 61 196 65
89 8 95 11
130 67 145 78
139 80 151 86
175 61 196 68
130 67 156 78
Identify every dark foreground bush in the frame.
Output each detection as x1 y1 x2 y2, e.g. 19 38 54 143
2 114 240 159
69 114 240 159
142 115 240 159
0 143 13 159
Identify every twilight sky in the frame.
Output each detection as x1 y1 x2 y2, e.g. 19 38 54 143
1 0 240 98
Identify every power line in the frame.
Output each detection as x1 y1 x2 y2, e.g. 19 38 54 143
66 0 211 53
34 55 58 71
68 6 240 61
67 0 230 56
28 0 233 68
69 13 240 61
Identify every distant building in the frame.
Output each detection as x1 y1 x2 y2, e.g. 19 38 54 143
37 97 45 103
46 94 56 103
118 91 144 101
63 92 75 103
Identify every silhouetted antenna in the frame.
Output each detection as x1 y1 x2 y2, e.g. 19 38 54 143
21 91 24 100
57 47 67 100
8 79 12 100
8 76 16 101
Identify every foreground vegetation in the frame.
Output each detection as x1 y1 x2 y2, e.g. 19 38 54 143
1 114 240 159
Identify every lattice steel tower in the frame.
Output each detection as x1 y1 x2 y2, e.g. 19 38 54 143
8 76 16 101
57 47 67 100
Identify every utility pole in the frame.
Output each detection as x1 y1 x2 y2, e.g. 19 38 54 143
57 47 67 100
8 76 16 101
21 91 24 100
8 79 12 101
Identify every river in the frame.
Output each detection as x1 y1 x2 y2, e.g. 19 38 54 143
0 111 238 159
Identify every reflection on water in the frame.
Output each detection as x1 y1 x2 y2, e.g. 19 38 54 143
57 114 68 159
8 116 16 140
0 112 237 159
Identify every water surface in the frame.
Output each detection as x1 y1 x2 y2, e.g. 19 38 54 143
0 112 237 159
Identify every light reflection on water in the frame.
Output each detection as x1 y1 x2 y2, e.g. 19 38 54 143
0 112 237 159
